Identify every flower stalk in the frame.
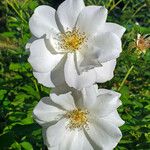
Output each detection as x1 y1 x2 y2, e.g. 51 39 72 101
118 65 134 91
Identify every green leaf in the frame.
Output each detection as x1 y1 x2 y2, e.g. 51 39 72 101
120 86 130 103
0 89 7 100
20 141 33 150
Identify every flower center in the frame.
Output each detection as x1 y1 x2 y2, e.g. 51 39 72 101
65 109 89 130
59 29 86 52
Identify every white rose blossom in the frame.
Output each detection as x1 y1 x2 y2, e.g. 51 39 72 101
27 0 126 90
33 85 124 150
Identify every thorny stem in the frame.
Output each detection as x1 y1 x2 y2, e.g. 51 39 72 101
118 65 134 91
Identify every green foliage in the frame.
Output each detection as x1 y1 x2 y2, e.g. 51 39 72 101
0 0 150 149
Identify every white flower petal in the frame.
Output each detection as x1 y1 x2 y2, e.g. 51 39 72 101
91 89 121 117
33 71 54 87
104 23 126 38
80 58 102 72
87 118 122 149
92 84 99 96
104 110 125 127
50 92 76 111
25 36 37 51
56 0 85 31
33 97 65 125
97 89 121 97
74 131 93 150
60 130 93 150
92 32 122 62
76 50 102 73
59 130 75 150
94 59 117 83
47 33 67 54
28 39 63 73
51 84 70 95
29 5 58 38
76 6 108 35
81 85 98 109
64 53 97 89
46 118 68 147
51 55 67 87
42 127 50 147
48 146 59 150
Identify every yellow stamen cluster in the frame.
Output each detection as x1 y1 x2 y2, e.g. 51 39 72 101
65 109 89 130
59 29 86 52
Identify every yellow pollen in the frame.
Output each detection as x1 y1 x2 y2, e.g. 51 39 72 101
65 109 89 130
59 29 86 52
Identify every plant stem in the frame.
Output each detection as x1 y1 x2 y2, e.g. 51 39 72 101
118 65 134 91
132 4 146 17
109 0 123 12
33 79 39 93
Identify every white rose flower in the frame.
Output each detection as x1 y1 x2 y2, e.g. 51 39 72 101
33 85 124 150
27 0 126 89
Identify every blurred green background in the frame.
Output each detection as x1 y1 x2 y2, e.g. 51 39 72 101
0 0 150 149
